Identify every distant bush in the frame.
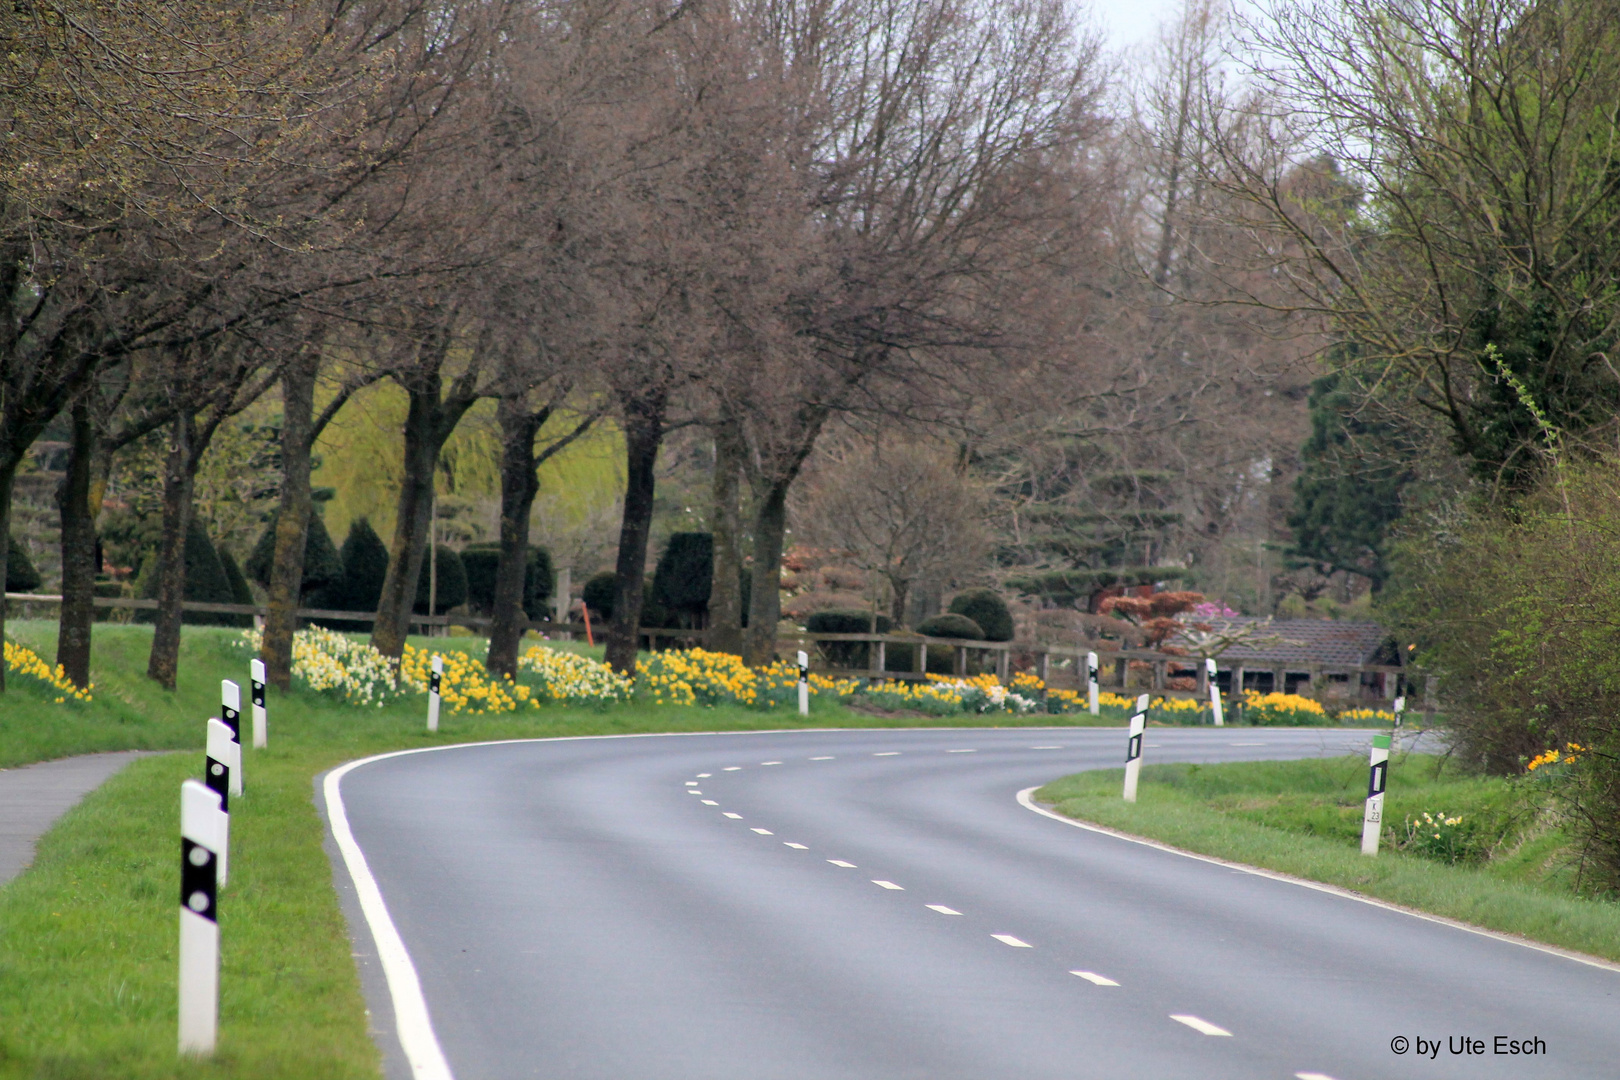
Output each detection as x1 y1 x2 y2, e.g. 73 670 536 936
412 545 467 615
462 544 554 620
652 532 713 625
337 518 389 616
582 571 618 619
246 511 345 606
137 518 237 625
5 534 41 592
917 612 984 640
217 547 255 627
948 588 1013 641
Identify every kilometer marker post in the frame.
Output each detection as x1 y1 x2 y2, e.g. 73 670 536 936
249 659 267 748
797 650 810 717
1087 651 1100 716
1206 658 1224 726
427 654 442 733
204 719 233 887
178 779 222 1057
221 681 243 796
1361 732 1391 855
1123 693 1150 802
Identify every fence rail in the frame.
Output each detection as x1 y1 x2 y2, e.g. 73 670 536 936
3 593 1407 704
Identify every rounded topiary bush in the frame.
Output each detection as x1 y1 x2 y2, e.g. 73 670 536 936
652 532 713 623
413 545 467 615
6 534 42 592
948 588 1013 642
582 571 618 619
916 612 984 640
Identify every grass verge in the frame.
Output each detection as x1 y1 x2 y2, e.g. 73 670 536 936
0 621 1123 1079
1034 754 1620 964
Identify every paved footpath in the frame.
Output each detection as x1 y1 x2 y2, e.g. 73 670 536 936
0 751 153 886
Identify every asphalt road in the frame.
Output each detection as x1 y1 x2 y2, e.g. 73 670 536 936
328 727 1619 1080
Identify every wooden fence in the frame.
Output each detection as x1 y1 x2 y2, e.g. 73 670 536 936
4 593 1408 705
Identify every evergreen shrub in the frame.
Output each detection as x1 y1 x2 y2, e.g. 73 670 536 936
412 545 467 615
462 544 554 619
246 510 346 605
948 588 1014 641
5 534 41 592
806 609 891 668
137 518 237 625
916 612 984 639
337 518 389 615
652 532 713 624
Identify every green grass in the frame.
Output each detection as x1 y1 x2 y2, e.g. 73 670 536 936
0 620 1131 1079
1035 753 1620 963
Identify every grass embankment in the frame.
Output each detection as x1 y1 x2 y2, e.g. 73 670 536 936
1035 753 1620 963
0 621 1120 1079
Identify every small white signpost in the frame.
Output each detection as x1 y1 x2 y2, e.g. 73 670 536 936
797 650 810 717
1361 732 1392 855
178 779 222 1057
427 655 443 732
1123 693 1150 802
1206 658 1224 727
221 681 243 796
204 719 233 887
1087 651 1100 716
249 658 268 749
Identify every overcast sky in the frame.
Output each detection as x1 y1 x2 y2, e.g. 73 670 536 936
1089 0 1180 52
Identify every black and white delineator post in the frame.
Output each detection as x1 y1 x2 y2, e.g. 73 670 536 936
1393 695 1406 730
1087 651 1100 716
1361 732 1392 855
179 779 222 1056
427 654 443 732
249 658 267 748
797 650 810 717
204 719 233 887
1206 658 1224 727
1123 693 1150 802
221 680 243 796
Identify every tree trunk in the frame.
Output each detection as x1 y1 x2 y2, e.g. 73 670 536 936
487 396 542 679
371 385 444 661
0 454 17 694
708 423 745 656
743 482 789 666
603 394 665 675
147 415 198 690
55 397 98 689
261 357 316 691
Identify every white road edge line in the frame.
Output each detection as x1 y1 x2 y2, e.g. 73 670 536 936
761 761 783 765
752 828 774 835
926 904 962 915
1070 970 1119 986
784 842 808 849
1016 787 1620 974
723 812 743 819
947 749 977 753
685 781 699 785
700 800 718 805
809 756 834 760
873 751 901 756
828 860 857 867
872 880 904 890
1170 1014 1231 1037
324 757 455 1080
991 934 1032 948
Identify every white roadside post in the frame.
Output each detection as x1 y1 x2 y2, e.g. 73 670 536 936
797 650 810 717
1206 658 1224 727
1361 732 1392 855
249 659 268 748
1086 651 1100 715
221 681 243 796
204 719 233 887
178 779 222 1057
1123 693 1150 802
427 655 443 733
1393 694 1406 730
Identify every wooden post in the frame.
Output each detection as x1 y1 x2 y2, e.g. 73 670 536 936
995 646 1009 683
871 638 886 676
1152 660 1166 691
1038 649 1050 686
916 640 927 677
954 646 967 677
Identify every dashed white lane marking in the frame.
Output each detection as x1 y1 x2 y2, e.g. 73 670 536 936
1146 743 1162 747
1230 742 1265 746
991 934 1032 948
687 790 703 795
784 843 808 849
926 905 962 915
1070 971 1119 986
947 749 977 753
751 828 774 835
873 752 901 756
872 880 904 890
828 860 857 868
809 756 834 760
1030 745 1063 749
723 766 742 771
685 781 699 786
1170 1015 1232 1037
1294 1073 1338 1080
697 773 712 778
701 800 718 805
723 812 743 819
761 761 782 765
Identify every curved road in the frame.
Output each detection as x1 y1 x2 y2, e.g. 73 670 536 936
326 727 1618 1080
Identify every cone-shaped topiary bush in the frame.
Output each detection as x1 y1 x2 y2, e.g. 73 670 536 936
337 518 389 614
462 544 554 619
137 517 237 625
413 545 467 615
246 510 345 604
652 532 713 622
5 534 41 592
